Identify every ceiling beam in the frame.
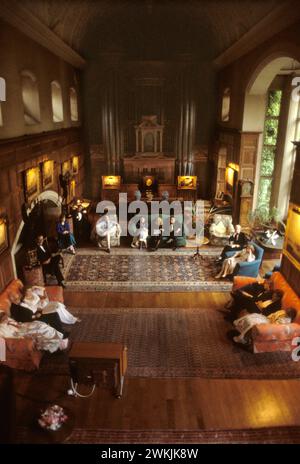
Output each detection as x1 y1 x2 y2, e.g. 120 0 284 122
214 0 300 69
0 0 86 69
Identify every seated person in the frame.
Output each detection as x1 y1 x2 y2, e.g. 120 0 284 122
229 279 273 313
9 290 68 336
232 307 296 345
228 286 284 322
217 224 248 261
216 244 255 279
148 217 164 251
35 235 66 288
56 215 76 254
21 287 79 324
95 211 121 253
131 216 148 250
0 311 69 353
165 216 181 251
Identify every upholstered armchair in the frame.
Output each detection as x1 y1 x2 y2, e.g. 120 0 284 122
91 214 121 248
224 242 264 278
209 214 235 246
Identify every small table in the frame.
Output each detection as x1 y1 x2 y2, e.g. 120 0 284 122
68 342 127 398
254 233 283 259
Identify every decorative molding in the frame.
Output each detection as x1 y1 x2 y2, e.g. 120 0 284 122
0 0 86 69
214 0 300 69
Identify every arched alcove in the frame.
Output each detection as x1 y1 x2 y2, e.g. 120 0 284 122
51 80 64 122
221 88 230 122
20 70 41 125
70 87 78 121
11 190 61 277
0 77 5 127
242 54 300 217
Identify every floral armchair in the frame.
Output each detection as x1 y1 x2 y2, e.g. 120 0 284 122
209 214 235 246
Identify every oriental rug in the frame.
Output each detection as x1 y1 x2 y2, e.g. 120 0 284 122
40 306 300 379
15 425 300 444
63 248 232 292
64 426 300 444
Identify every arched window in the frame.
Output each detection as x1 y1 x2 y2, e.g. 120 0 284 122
51 81 64 122
221 88 231 122
20 70 41 125
70 87 78 122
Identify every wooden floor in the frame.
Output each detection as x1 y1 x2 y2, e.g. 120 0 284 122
15 256 300 441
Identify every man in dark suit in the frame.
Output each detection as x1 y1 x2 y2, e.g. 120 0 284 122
218 224 248 261
35 235 66 287
228 280 283 317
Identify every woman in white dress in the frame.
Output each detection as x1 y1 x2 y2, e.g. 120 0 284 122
95 214 121 253
131 217 148 249
0 311 68 353
22 287 79 325
215 244 255 279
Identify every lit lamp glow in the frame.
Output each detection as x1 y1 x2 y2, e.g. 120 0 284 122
102 175 121 189
0 217 8 254
72 156 79 174
226 167 235 187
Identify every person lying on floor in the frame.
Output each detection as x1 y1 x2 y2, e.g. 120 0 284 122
8 290 68 336
232 307 297 345
0 311 69 353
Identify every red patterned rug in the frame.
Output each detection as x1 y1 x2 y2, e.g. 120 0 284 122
40 306 300 379
63 249 231 292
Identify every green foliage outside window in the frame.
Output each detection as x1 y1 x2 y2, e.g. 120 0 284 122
260 147 275 176
264 119 279 145
266 90 282 117
257 177 272 211
257 89 282 213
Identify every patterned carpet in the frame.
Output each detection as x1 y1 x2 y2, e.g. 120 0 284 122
41 306 300 379
16 425 300 444
64 248 232 292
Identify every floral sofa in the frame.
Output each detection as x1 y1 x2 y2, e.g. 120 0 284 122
232 272 300 353
0 279 64 371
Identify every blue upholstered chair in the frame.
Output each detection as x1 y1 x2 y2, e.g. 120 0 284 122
224 241 264 278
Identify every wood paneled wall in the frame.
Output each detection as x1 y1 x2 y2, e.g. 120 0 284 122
0 127 84 291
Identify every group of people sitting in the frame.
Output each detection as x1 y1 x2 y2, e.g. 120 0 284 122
130 216 181 252
225 279 296 346
215 224 254 279
0 285 79 355
95 211 181 253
